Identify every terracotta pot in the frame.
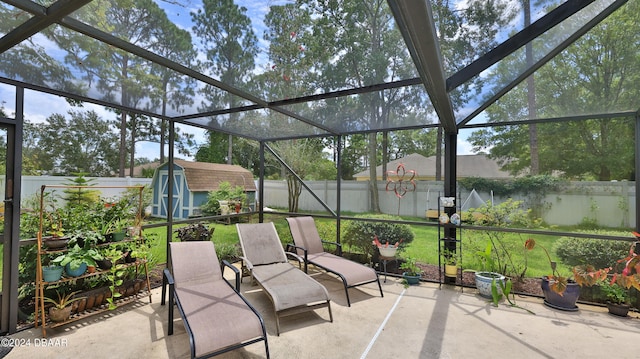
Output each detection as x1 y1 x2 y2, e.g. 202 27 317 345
75 297 87 313
49 306 72 322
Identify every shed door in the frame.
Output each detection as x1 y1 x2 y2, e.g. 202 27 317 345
159 170 182 219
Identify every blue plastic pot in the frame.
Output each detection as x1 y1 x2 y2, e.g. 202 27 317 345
65 262 88 277
42 265 64 282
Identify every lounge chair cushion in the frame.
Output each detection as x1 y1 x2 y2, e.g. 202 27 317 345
251 262 330 312
306 252 378 286
169 242 265 358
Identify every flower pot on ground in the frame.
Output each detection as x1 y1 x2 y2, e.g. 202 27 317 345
42 265 64 282
540 276 581 311
525 238 591 311
400 257 422 287
475 271 505 298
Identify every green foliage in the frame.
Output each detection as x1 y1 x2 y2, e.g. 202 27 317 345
43 290 85 309
555 233 631 269
213 242 240 263
200 182 247 216
103 246 126 310
175 223 214 241
400 257 421 276
598 280 630 304
459 175 565 197
467 199 539 278
52 244 100 270
343 214 414 261
62 173 100 206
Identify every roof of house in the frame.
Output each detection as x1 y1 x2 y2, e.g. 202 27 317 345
163 160 256 192
354 153 511 180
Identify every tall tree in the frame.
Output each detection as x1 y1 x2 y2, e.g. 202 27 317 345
148 7 198 164
35 110 119 176
46 0 172 176
301 0 426 212
469 1 640 180
191 0 259 165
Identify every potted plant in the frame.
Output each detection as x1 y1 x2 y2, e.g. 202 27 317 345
441 248 458 278
471 241 506 298
42 264 64 282
42 211 69 249
44 290 85 322
400 257 422 286
372 235 401 258
572 237 640 316
52 244 99 277
524 238 587 311
598 280 631 316
67 229 104 249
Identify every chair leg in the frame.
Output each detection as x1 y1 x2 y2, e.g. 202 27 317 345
343 282 351 307
377 276 384 298
168 286 174 336
161 274 167 305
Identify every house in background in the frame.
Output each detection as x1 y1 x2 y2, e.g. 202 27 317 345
150 160 257 220
353 153 511 181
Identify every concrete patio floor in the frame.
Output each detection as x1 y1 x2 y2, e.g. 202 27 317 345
5 269 640 359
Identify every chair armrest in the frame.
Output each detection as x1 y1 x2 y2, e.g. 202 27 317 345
222 260 241 291
285 243 307 272
240 256 254 270
321 240 343 256
163 268 175 285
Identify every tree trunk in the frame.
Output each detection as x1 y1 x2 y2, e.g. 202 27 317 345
118 111 127 177
436 127 443 181
368 132 380 213
524 0 539 175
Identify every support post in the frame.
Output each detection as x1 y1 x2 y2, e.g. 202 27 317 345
443 131 457 284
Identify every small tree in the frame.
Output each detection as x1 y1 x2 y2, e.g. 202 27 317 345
200 182 247 215
467 199 540 279
343 214 415 262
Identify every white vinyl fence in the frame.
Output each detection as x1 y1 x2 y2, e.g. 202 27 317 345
263 180 636 228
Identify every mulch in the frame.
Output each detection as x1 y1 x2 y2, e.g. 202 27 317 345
374 259 543 297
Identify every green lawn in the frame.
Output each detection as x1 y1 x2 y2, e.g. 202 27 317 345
141 215 577 280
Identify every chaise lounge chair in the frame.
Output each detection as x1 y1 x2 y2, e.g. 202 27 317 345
236 222 333 336
161 241 269 359
286 216 383 307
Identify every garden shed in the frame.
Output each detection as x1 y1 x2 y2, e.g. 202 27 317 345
150 159 256 220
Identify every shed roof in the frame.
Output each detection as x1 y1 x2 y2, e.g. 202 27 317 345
354 153 511 180
170 160 256 193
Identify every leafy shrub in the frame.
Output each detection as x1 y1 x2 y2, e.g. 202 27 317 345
342 214 414 261
555 232 631 269
214 242 240 262
200 182 247 215
466 199 539 278
175 223 214 241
